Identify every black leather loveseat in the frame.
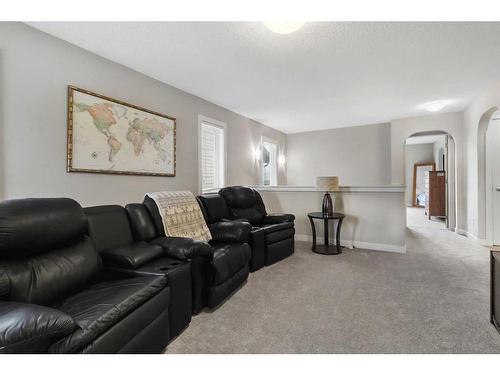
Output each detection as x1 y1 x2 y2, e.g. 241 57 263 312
0 198 170 354
126 198 253 313
84 205 192 340
198 186 295 272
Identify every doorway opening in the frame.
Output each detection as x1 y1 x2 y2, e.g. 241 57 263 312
478 107 500 245
404 132 456 230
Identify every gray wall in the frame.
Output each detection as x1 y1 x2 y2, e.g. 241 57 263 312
0 23 286 206
404 143 434 206
286 123 391 186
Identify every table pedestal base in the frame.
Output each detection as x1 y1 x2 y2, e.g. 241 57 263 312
312 244 343 255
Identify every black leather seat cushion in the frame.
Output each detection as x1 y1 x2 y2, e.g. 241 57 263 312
210 243 251 285
50 276 167 353
257 222 294 234
100 242 164 269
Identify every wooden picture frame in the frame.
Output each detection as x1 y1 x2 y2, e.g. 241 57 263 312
67 86 176 177
412 162 436 207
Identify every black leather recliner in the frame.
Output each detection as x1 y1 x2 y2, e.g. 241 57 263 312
0 198 170 354
199 186 295 272
126 197 253 313
84 205 192 340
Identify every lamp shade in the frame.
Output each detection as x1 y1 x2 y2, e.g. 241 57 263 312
316 176 339 192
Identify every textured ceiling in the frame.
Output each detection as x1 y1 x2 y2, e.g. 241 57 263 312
27 22 500 133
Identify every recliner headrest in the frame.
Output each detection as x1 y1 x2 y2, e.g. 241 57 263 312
219 186 261 209
84 205 133 252
0 198 87 258
198 194 229 223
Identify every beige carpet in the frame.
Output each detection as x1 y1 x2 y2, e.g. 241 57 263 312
166 208 500 353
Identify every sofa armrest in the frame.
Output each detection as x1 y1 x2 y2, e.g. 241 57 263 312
152 237 214 261
100 242 164 269
263 214 295 224
209 221 252 244
0 302 77 353
221 218 250 224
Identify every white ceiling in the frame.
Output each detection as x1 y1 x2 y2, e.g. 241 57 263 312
28 22 500 134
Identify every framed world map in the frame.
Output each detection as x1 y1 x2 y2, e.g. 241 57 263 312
67 86 176 177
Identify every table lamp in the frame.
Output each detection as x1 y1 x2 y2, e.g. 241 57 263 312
317 176 339 217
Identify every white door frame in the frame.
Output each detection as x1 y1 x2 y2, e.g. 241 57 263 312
485 114 500 245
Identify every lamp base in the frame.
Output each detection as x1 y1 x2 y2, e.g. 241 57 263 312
322 192 334 217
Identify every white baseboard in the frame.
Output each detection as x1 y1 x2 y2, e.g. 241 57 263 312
455 228 468 236
294 234 406 254
455 228 492 246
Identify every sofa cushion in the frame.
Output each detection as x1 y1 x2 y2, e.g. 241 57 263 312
50 276 167 353
0 198 86 258
257 222 294 234
210 243 251 285
125 204 157 242
0 236 102 305
143 196 166 237
152 236 214 260
100 242 164 269
84 205 134 252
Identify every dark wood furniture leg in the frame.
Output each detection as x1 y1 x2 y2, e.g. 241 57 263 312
308 215 317 251
336 217 343 254
324 218 329 248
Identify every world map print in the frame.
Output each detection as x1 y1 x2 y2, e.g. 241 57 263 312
68 88 176 176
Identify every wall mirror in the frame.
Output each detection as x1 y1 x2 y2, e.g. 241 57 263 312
413 163 436 207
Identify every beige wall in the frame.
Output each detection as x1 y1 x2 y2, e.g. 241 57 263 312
259 189 406 253
0 23 286 207
286 123 391 186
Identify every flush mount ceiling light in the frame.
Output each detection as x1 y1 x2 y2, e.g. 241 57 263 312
264 22 304 34
419 100 451 112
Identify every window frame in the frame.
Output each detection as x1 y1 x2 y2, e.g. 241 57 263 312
198 115 227 194
261 136 279 186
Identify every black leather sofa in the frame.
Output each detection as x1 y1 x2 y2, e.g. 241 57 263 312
83 205 192 340
0 198 170 354
127 197 253 313
198 186 295 272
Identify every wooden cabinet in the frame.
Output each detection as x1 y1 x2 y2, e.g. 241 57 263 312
425 170 446 219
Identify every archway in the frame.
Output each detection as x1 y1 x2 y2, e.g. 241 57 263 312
478 107 499 244
404 131 457 231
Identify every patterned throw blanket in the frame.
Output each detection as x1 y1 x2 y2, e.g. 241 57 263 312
145 191 212 242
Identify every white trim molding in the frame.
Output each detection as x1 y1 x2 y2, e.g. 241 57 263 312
455 228 493 247
294 235 406 254
254 185 405 193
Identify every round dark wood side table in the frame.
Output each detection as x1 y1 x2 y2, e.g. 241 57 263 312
307 212 345 255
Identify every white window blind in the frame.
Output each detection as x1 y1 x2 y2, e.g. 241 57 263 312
200 121 225 193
